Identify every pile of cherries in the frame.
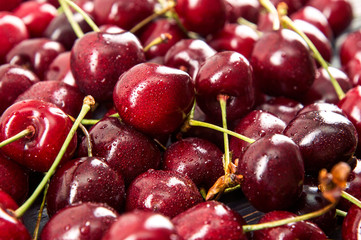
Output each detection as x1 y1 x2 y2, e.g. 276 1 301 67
1 0 361 239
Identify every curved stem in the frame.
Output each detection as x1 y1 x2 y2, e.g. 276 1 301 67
341 191 361 209
0 127 34 148
58 0 84 38
144 33 172 52
219 95 230 174
14 96 95 218
32 181 49 240
64 0 100 32
336 209 347 217
242 202 336 232
259 0 280 31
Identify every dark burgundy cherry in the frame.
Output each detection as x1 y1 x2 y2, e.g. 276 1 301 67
256 97 304 124
125 169 203 218
74 0 95 16
175 0 226 36
93 0 156 30
77 117 162 185
0 12 28 63
253 211 327 239
139 18 186 59
162 137 223 189
251 29 316 99
0 64 39 115
238 134 304 212
164 39 216 81
0 99 77 172
342 204 361 239
0 154 29 204
0 0 21 11
339 30 361 67
207 23 260 60
46 157 125 216
291 6 333 40
224 0 260 23
229 110 287 161
13 1 57 37
103 210 181 240
46 0 60 8
6 38 65 80
15 81 85 117
41 202 119 240
257 12 277 32
44 52 76 87
71 31 145 102
307 0 353 36
0 190 18 211
44 12 93 50
195 51 255 121
344 53 361 87
172 201 248 240
0 207 31 240
270 0 303 14
297 102 345 116
284 110 357 173
300 67 352 105
113 63 195 136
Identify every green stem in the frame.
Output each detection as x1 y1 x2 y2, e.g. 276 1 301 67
259 0 280 31
341 191 361 209
219 95 230 174
189 119 255 144
14 96 95 218
0 127 34 148
32 182 49 240
336 209 347 217
58 0 84 38
63 0 100 32
242 202 336 232
144 33 172 52
80 119 100 125
281 16 345 100
224 184 241 194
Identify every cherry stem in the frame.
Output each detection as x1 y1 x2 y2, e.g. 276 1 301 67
144 33 173 52
14 96 95 218
79 113 121 126
281 16 345 100
63 0 100 32
189 119 255 144
224 184 241 194
218 95 230 174
259 0 280 31
237 18 263 36
242 202 336 232
200 188 207 200
336 209 347 217
0 126 34 148
341 190 361 209
32 181 49 240
130 1 176 33
58 0 84 38
67 115 93 157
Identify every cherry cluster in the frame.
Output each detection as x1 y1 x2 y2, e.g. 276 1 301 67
0 0 361 239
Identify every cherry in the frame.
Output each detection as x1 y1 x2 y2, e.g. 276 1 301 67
0 63 39 115
229 110 287 161
251 29 316 99
71 31 145 102
74 0 95 16
0 0 21 11
238 133 304 212
0 207 31 240
175 0 226 36
125 169 203 218
195 51 255 122
342 203 361 239
284 110 358 173
103 210 181 240
46 157 125 216
224 0 260 24
41 202 119 240
44 52 77 87
344 53 361 87
113 62 195 136
297 102 345 116
77 117 162 185
0 99 77 172
162 137 224 189
13 1 57 37
172 200 248 240
207 23 260 60
0 190 18 211
339 30 361 67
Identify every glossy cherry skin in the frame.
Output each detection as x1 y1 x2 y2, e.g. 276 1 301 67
344 53 361 87
224 0 260 23
126 169 203 218
340 30 361 67
298 102 345 116
0 99 77 172
0 0 21 11
284 110 357 173
13 1 57 37
41 202 119 240
342 204 361 239
175 0 226 36
139 18 186 60
44 52 76 87
0 64 39 115
0 190 18 211
172 201 248 240
162 137 223 189
46 157 125 216
77 117 162 185
251 29 316 99
207 23 260 60
0 12 28 63
103 210 181 240
253 211 327 239
15 81 85 117
164 39 216 81
238 134 304 212
229 110 287 161
113 63 195 136
0 154 28 204
195 51 255 122
71 31 145 102
6 38 65 80
0 207 31 240
93 0 156 30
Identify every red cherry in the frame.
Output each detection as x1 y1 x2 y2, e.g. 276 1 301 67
0 190 18 211
342 204 361 240
344 53 361 87
0 0 21 11
339 30 361 67
44 52 77 87
224 0 260 24
0 207 31 240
